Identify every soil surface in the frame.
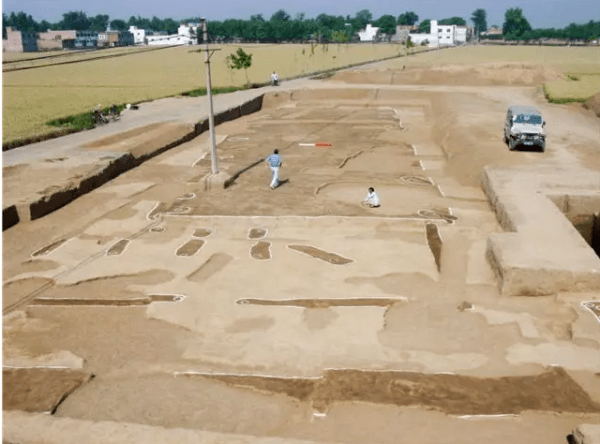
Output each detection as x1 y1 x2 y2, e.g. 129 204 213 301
3 57 600 444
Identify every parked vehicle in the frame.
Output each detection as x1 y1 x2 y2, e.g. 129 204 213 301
504 105 546 152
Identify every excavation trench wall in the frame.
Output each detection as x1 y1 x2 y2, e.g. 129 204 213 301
3 95 264 230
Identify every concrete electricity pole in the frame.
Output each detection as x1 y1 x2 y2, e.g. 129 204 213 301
200 18 218 175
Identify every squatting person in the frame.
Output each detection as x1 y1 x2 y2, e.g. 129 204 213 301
362 187 380 208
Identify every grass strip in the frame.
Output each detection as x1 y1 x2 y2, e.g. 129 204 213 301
543 85 589 104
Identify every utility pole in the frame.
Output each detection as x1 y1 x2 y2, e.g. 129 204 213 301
200 18 218 175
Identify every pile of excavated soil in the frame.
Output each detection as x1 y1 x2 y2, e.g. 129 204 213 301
585 92 600 118
334 63 563 86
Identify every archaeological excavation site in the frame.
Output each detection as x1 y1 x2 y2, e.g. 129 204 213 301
3 56 600 444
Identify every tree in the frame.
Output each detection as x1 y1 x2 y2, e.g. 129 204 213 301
419 19 431 34
374 14 397 36
503 7 531 38
90 14 109 32
270 9 290 22
226 47 253 85
398 11 419 26
470 9 487 35
438 17 467 26
354 9 373 29
109 19 128 31
60 11 90 30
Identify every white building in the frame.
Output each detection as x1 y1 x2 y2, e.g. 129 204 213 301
145 23 198 46
409 20 469 47
129 26 146 45
358 24 379 42
178 23 199 39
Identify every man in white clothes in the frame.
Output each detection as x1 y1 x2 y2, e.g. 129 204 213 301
362 187 380 208
270 71 279 86
266 149 282 189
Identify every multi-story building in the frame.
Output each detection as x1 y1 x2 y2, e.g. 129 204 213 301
409 20 472 47
129 26 146 45
3 27 38 52
98 31 134 47
38 30 97 49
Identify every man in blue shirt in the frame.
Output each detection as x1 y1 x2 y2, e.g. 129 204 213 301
266 149 282 189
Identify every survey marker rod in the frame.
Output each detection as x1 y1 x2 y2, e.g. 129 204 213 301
201 18 218 175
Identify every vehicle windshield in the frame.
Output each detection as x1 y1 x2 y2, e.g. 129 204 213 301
514 114 542 125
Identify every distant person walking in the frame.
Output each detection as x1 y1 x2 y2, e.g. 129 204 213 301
266 149 282 189
362 187 380 208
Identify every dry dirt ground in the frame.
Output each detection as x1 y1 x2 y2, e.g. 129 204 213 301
3 60 600 443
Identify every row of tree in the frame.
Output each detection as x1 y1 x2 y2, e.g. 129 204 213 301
2 10 183 36
3 8 598 43
499 8 599 41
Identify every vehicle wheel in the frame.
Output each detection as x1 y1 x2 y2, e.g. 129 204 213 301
503 132 508 144
508 139 515 151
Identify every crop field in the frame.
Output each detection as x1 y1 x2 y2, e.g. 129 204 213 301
2 43 410 142
2 44 599 143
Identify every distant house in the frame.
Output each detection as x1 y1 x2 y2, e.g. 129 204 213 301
485 26 503 35
409 20 472 47
3 27 38 52
358 24 379 42
39 30 97 49
98 30 134 47
129 26 146 45
391 27 410 43
146 23 199 46
38 30 75 49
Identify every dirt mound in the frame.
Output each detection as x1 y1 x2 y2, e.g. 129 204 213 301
584 92 600 118
334 63 563 87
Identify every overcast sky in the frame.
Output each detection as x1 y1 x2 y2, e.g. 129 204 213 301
2 0 598 29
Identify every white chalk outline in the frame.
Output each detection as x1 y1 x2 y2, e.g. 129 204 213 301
159 213 456 225
400 175 434 187
235 296 409 306
192 152 208 168
148 293 187 303
249 240 273 261
3 365 72 369
437 184 446 198
106 238 130 256
580 301 600 324
146 201 162 221
174 238 206 258
176 193 196 201
457 414 519 419
174 366 457 380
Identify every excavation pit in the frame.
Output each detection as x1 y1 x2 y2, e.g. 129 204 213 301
192 228 212 238
288 245 353 265
236 297 407 308
250 241 271 260
248 228 267 239
30 294 184 306
176 239 205 257
182 366 600 416
32 239 68 257
106 239 129 256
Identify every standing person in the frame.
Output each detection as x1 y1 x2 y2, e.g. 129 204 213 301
362 187 380 208
270 71 279 86
266 149 282 189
